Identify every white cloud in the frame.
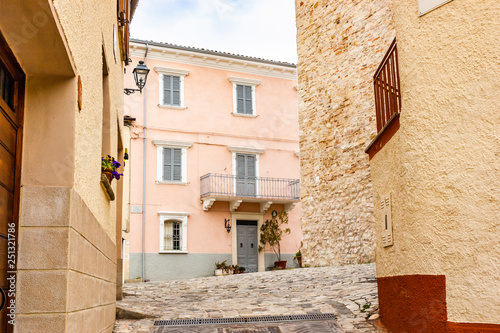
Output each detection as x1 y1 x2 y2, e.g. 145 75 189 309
130 0 297 63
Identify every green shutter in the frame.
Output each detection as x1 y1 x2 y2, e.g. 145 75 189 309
236 154 246 177
246 155 256 177
163 147 182 181
163 147 172 181
237 85 244 113
173 148 182 181
244 86 252 114
172 76 180 106
163 75 171 105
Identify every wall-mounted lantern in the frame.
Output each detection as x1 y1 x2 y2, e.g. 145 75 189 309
124 60 150 95
224 218 231 233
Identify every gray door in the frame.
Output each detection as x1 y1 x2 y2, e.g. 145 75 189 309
237 221 258 273
236 154 256 196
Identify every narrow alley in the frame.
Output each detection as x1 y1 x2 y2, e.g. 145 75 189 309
114 264 386 333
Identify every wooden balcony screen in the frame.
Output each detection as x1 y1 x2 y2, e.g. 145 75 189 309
374 38 401 132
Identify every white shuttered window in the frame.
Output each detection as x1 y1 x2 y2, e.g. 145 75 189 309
153 140 193 184
163 148 182 181
155 67 190 109
228 77 260 117
163 75 181 106
236 85 253 114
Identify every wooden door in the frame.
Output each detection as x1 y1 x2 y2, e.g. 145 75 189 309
236 221 258 273
0 32 25 332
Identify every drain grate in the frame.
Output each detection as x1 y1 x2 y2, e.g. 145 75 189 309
154 313 337 326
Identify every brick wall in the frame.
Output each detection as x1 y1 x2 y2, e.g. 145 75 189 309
296 0 395 265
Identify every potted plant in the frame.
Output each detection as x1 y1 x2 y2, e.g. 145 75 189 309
258 211 291 270
215 260 227 276
294 249 302 268
101 155 123 183
232 265 240 274
239 266 246 273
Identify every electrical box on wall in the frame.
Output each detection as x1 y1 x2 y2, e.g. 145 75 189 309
381 194 393 247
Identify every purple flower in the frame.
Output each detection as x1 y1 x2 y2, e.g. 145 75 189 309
112 160 121 169
112 170 123 180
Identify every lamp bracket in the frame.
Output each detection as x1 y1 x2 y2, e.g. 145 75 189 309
124 88 141 95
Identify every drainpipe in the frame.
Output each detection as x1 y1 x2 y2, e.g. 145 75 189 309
141 43 149 280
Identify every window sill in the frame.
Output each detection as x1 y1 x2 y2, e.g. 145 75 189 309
365 113 400 160
100 174 115 201
156 180 188 185
158 104 187 110
159 251 188 254
232 112 257 118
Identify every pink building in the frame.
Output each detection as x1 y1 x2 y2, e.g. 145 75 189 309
125 39 301 281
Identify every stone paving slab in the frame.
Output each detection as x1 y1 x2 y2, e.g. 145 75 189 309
114 263 386 333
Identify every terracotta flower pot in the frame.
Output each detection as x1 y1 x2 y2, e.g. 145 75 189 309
274 260 287 270
102 170 113 183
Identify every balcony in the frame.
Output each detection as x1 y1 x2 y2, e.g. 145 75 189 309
200 173 300 212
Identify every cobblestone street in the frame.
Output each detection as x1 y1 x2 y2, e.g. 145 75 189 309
114 263 386 332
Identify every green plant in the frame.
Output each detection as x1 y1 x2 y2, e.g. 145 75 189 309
258 211 291 262
239 266 246 272
215 260 227 270
101 155 123 180
295 250 301 257
360 302 371 313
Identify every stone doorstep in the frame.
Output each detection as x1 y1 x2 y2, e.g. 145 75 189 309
116 306 157 320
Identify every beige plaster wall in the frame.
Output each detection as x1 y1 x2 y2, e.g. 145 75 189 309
295 0 395 266
371 0 500 324
5 0 126 331
52 0 127 243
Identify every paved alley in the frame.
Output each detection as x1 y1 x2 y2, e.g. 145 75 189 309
114 263 386 333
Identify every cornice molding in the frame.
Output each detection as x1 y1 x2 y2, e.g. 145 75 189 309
154 66 190 76
152 140 193 148
130 42 297 81
228 76 261 86
228 146 265 155
158 212 190 217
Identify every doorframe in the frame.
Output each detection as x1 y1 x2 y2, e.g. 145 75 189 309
0 31 25 333
230 212 265 272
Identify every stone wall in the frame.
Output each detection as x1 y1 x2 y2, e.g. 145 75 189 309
295 0 395 265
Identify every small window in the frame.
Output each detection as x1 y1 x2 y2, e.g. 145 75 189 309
155 67 190 109
236 85 253 114
163 220 181 250
0 65 15 110
159 212 189 253
153 140 193 184
228 77 261 117
162 147 182 181
162 75 181 106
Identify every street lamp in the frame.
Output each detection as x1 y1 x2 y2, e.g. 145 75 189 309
124 60 150 95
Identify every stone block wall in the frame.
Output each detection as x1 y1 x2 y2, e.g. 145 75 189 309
16 187 116 332
295 0 395 265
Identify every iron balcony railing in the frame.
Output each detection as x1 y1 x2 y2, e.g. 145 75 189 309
200 173 300 200
374 38 401 132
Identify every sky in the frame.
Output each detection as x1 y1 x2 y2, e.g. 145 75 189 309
131 0 298 64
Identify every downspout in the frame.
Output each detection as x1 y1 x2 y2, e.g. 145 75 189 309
141 43 149 280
